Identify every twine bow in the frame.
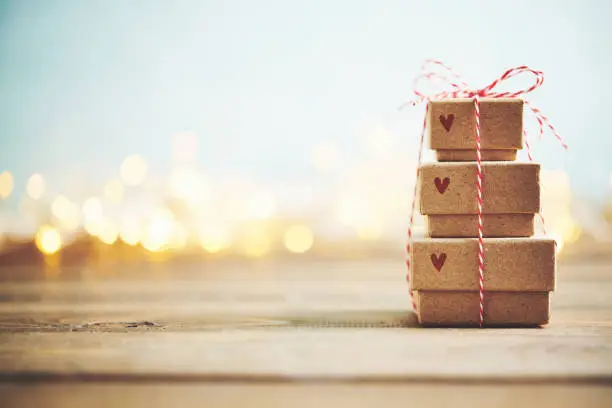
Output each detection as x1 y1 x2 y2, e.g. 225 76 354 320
404 60 567 327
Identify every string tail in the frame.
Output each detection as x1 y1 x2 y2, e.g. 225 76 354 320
474 97 485 327
406 103 429 314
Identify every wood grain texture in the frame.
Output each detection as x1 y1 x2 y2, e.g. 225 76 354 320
0 383 612 408
0 259 610 406
2 383 612 408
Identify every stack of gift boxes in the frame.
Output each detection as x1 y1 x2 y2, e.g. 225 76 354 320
410 99 556 326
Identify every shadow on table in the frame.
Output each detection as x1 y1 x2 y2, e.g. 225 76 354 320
279 311 546 329
282 310 419 328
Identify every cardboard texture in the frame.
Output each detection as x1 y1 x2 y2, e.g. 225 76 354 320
419 162 540 215
426 214 534 238
436 149 516 162
410 238 556 292
428 98 523 152
415 290 550 326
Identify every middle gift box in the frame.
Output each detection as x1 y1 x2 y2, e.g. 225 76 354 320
419 162 540 237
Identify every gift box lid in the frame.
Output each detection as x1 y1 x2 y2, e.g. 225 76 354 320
428 98 524 150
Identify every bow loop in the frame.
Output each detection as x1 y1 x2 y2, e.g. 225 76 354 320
477 65 545 98
408 60 547 103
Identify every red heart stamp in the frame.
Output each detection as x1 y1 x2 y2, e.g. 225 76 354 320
439 114 454 131
430 253 447 272
434 177 450 194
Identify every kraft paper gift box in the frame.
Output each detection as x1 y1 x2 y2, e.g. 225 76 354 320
410 238 556 326
428 98 523 161
414 291 550 326
420 162 540 237
410 238 555 291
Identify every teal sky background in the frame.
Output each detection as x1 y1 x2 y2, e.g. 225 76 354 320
1 0 611 202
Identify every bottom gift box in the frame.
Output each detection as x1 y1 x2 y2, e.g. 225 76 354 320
414 290 550 326
410 238 556 291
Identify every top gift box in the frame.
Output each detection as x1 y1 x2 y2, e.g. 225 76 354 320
428 98 523 161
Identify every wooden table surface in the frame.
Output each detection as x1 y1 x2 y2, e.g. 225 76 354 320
1 257 611 407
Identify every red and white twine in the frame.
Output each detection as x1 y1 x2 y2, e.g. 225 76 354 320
403 60 567 327
473 97 485 324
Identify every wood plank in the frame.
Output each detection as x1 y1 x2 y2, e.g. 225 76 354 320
2 383 612 408
0 260 610 381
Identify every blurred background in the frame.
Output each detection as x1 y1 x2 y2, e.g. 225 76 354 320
1 0 611 269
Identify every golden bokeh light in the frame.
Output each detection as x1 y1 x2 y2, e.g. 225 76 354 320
248 191 276 219
170 169 203 203
283 225 314 254
104 179 124 203
119 222 141 246
240 226 271 258
141 234 165 252
82 197 103 221
120 155 148 186
141 209 174 252
199 225 232 254
26 173 45 200
243 237 271 258
99 222 119 245
0 171 14 199
51 195 80 230
35 225 62 255
356 224 382 241
84 219 104 237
